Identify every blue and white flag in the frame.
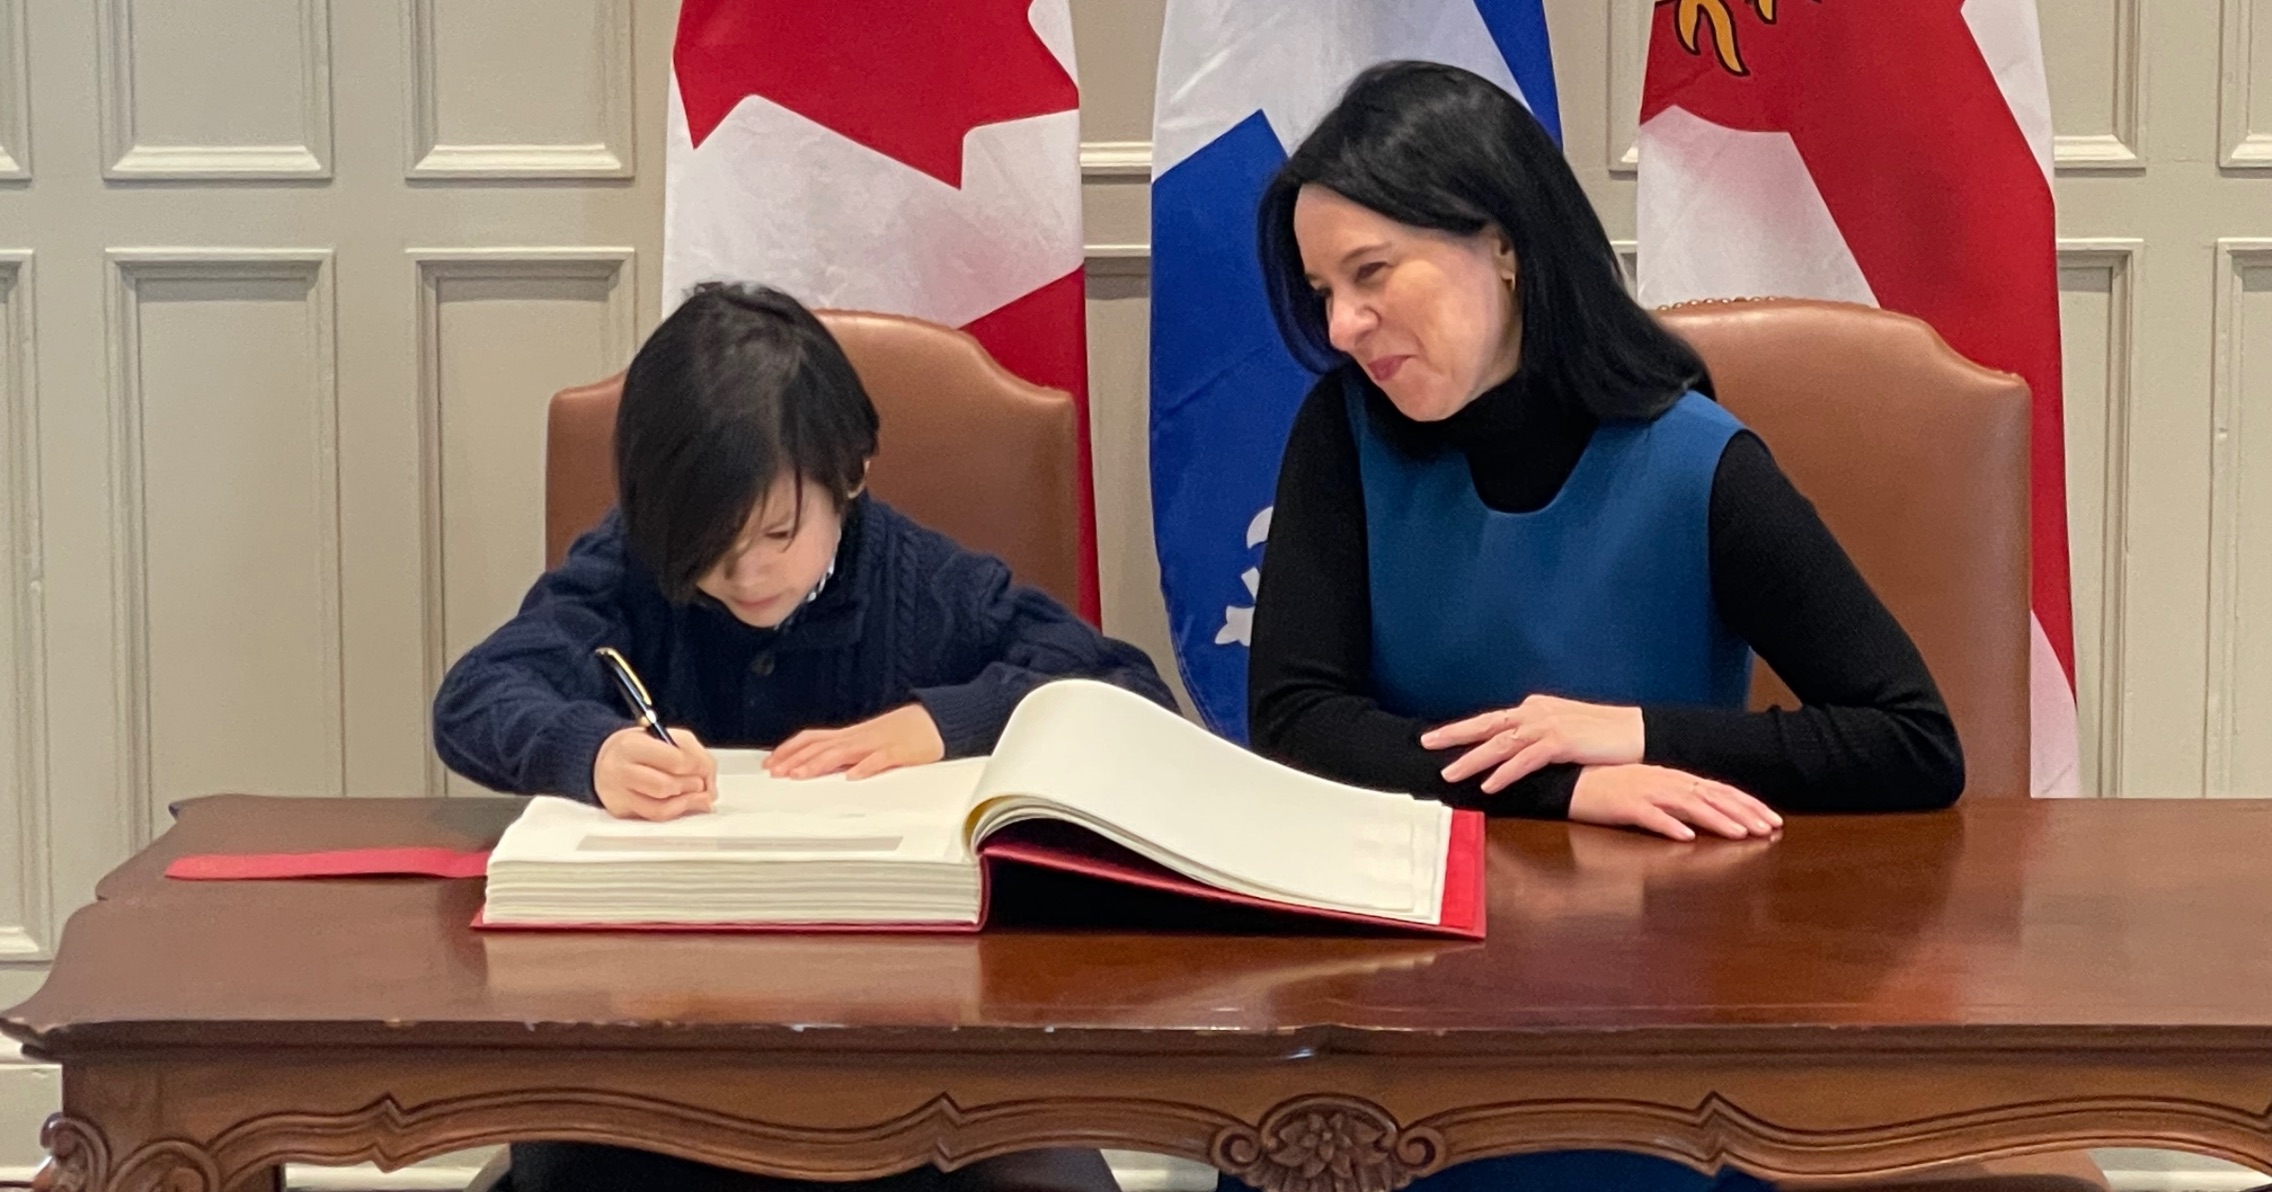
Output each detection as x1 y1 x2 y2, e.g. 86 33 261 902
1149 1 1560 739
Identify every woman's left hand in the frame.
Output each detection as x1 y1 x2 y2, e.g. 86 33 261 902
1422 695 1645 793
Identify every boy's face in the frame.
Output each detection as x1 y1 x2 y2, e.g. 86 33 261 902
695 473 846 629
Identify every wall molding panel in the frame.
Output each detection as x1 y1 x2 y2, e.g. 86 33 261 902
1608 0 1646 173
2205 240 2272 795
0 1040 59 1188
1078 140 1160 270
405 0 634 179
0 0 27 179
2058 239 2143 797
1085 244 1150 276
2224 0 2272 168
95 0 334 179
104 249 342 840
1080 141 1153 179
2056 0 2146 170
1613 239 1639 291
410 248 636 795
0 251 47 961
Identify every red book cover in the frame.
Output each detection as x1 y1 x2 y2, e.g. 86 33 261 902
168 809 1486 939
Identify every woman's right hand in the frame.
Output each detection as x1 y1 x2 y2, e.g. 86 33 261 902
593 726 717 821
1568 764 1781 841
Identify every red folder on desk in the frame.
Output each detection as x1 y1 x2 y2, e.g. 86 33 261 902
167 847 492 881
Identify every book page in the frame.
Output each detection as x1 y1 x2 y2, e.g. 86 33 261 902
492 752 988 867
966 682 1451 920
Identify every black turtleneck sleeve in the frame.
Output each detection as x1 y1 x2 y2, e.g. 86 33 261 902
1246 371 1963 816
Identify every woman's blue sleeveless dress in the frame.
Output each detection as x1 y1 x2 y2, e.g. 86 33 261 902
1218 382 1772 1192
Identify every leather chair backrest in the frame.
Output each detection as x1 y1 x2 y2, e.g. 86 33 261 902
545 309 1082 609
1657 299 2032 798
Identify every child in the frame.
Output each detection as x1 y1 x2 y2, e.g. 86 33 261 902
432 282 1172 1192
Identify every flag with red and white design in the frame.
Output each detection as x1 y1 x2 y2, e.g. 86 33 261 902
1636 0 2079 797
663 0 1098 619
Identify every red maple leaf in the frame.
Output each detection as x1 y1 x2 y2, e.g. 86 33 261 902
673 0 1078 188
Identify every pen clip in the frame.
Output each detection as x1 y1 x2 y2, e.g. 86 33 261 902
594 646 653 710
594 646 675 747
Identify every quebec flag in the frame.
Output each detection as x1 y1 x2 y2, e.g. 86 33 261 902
1149 1 1561 739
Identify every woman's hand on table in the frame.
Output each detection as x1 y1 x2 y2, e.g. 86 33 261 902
1568 763 1781 841
1424 695 1647 792
1420 696 1778 839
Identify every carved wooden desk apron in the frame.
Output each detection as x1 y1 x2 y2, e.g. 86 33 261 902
8 795 2272 1192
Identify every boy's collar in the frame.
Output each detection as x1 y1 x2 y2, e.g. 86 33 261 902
800 551 838 609
698 495 868 649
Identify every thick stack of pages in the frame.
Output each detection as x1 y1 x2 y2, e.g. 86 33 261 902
484 756 991 925
483 680 1483 936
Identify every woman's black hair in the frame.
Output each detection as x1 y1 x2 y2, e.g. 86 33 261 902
614 282 878 602
1257 60 1710 418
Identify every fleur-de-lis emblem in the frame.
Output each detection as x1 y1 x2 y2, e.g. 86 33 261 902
1215 506 1273 647
1660 0 1787 76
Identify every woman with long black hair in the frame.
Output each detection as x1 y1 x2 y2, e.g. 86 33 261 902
1249 60 1962 843
1238 63 1965 1190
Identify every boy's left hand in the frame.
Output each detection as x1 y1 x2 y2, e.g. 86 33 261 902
765 704 946 780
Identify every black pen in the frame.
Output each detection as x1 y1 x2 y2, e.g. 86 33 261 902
594 646 678 748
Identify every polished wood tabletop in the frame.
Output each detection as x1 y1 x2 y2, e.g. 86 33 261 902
11 795 2272 1192
14 794 2272 1050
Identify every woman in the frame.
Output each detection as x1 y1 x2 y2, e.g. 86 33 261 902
1237 61 1963 1192
1249 61 1962 844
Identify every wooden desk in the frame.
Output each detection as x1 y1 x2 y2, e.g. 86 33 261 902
7 796 2272 1192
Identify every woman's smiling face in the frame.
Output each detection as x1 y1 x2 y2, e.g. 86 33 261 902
1293 183 1523 422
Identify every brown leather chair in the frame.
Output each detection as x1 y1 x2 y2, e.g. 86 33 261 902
545 309 1083 609
1664 300 2103 1192
1657 299 2032 801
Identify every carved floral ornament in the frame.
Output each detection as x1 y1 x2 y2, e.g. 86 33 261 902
1210 1096 1446 1192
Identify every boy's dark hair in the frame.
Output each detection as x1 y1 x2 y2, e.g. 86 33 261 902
615 282 879 602
1257 61 1711 419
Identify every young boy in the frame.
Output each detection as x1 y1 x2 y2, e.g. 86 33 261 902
435 281 1176 816
432 282 1170 1192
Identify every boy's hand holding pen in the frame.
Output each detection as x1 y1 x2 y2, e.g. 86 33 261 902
591 647 717 822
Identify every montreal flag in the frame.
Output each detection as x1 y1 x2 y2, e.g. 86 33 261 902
1636 0 2080 796
1149 0 1560 739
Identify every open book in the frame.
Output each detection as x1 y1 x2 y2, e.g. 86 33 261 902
481 679 1484 937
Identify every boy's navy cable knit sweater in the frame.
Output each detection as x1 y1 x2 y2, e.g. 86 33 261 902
434 495 1177 801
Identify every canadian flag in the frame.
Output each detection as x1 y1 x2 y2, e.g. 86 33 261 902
663 0 1098 619
1636 0 2080 797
